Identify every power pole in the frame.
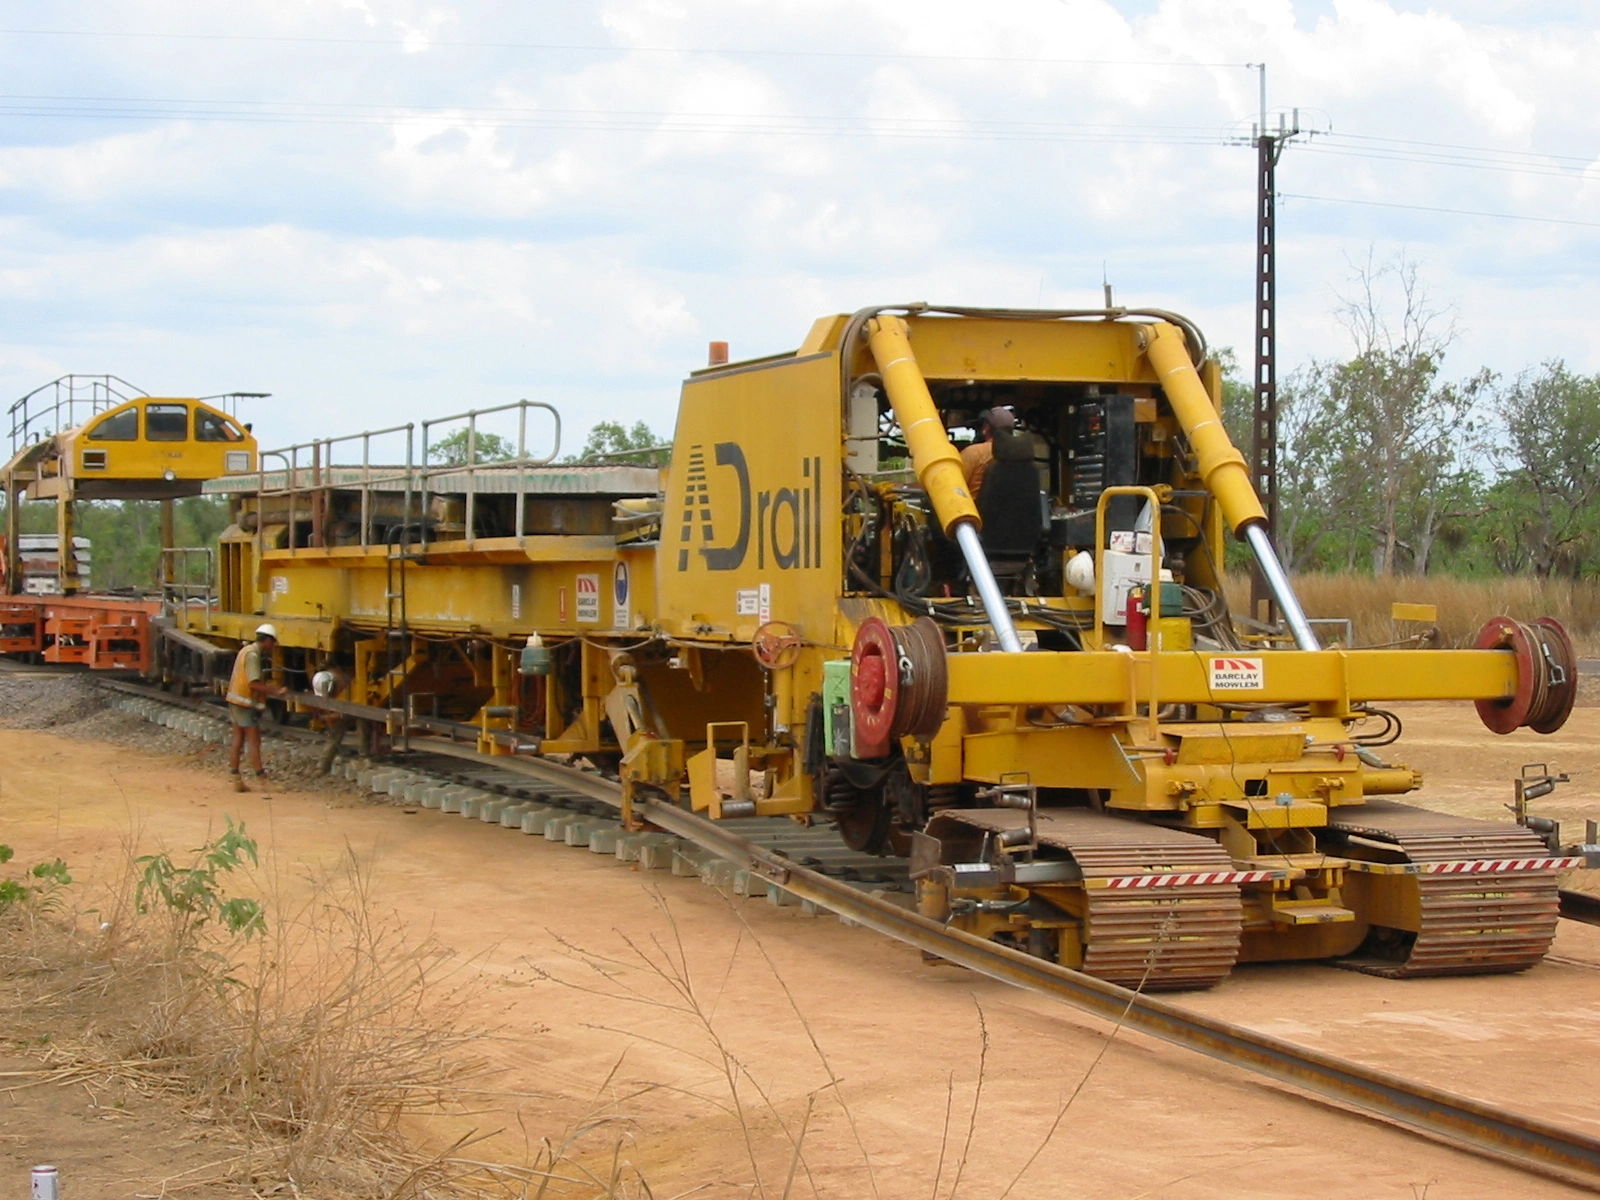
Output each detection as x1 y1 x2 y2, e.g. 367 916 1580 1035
1248 64 1303 625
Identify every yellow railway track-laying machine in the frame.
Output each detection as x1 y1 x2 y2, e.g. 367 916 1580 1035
170 305 1588 989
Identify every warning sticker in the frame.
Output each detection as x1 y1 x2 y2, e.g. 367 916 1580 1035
575 573 600 623
1208 656 1264 690
735 588 760 616
612 562 630 630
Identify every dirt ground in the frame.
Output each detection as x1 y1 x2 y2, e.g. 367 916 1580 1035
1 683 1599 1199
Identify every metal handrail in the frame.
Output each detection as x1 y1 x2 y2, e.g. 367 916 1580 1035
253 401 560 554
254 424 414 553
159 547 215 625
420 400 562 551
7 375 148 454
583 442 672 464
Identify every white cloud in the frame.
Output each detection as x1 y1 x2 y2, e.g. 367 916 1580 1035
0 0 1596 454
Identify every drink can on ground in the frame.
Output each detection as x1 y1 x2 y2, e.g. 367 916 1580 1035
32 1165 60 1200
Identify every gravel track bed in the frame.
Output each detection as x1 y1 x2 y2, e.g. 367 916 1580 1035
0 674 368 799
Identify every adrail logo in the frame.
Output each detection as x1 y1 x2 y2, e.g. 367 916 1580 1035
676 442 824 572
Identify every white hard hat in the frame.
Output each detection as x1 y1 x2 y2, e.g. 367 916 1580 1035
255 623 279 640
311 669 336 697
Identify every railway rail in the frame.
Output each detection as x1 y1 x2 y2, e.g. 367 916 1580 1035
93 676 1600 1192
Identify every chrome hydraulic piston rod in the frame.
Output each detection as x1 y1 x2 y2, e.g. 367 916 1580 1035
1141 322 1319 651
865 315 1023 653
952 521 1022 652
1244 523 1320 651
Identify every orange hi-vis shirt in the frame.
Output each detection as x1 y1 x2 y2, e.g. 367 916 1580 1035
226 642 264 709
960 440 994 496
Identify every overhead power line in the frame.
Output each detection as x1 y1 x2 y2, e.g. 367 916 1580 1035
1282 192 1600 231
0 94 1236 144
2 93 1595 222
1333 130 1599 169
0 90 1590 186
0 27 1251 69
1306 139 1599 184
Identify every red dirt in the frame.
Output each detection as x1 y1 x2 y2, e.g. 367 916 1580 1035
1 698 1598 1198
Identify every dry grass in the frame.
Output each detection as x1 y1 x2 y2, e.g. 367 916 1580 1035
0 842 520 1198
534 893 878 1199
1225 571 1600 654
530 889 1176 1199
0 845 1203 1199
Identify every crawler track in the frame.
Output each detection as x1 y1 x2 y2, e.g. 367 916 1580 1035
933 808 1244 990
94 680 1600 1190
1331 800 1564 978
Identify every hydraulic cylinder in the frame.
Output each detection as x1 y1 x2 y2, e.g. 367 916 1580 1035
866 315 1022 653
1141 321 1319 651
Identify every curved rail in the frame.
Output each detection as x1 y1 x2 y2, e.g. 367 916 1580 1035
404 742 1600 1190
1562 889 1600 928
91 679 1600 1190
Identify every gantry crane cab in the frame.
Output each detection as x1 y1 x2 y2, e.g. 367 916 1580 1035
0 376 261 616
8 395 257 503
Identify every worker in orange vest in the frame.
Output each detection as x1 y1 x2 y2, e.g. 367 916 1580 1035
960 406 1015 497
226 623 287 792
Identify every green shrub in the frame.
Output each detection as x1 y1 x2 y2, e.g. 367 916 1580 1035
134 815 265 940
0 845 72 913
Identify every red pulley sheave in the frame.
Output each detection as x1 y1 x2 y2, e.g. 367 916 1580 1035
850 616 950 759
850 617 898 759
889 617 950 740
1530 617 1577 734
1474 616 1577 735
1474 618 1536 734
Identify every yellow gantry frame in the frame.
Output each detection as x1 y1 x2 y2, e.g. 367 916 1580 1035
945 648 1516 709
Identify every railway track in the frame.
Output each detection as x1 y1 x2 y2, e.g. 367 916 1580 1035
94 678 1600 1191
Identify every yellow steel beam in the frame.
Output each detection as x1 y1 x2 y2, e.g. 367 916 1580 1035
252 548 653 637
261 535 619 568
945 648 1517 707
176 606 336 649
888 315 1153 384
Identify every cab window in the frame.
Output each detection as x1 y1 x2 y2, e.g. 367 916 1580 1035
145 403 189 441
86 409 138 441
194 408 243 442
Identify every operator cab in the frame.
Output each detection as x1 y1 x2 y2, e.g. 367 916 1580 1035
69 398 255 498
840 310 1229 650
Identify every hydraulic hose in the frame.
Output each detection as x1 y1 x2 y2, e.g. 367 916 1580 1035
1140 322 1319 651
865 315 1023 653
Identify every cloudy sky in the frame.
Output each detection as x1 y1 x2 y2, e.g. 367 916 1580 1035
0 1 1595 453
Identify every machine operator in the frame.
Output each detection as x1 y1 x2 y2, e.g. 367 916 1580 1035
226 623 287 792
960 406 1016 497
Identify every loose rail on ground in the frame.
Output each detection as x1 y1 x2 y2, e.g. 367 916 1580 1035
1562 889 1600 928
93 677 1600 1192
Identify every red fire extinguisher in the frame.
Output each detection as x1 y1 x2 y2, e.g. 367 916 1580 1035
1126 584 1149 650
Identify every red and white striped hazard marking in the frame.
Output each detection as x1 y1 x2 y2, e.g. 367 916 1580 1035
1092 869 1279 889
1420 857 1584 875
